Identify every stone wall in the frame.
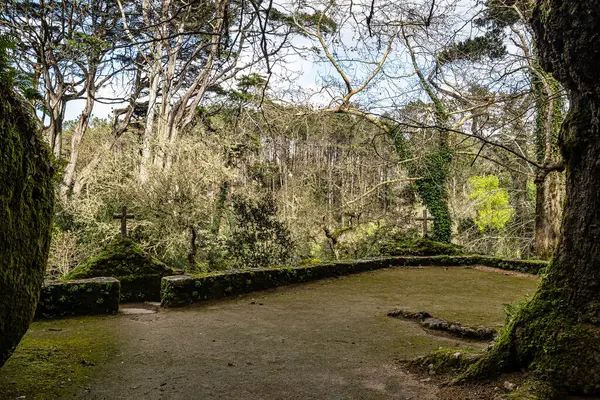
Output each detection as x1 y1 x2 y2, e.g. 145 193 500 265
36 278 120 319
32 255 547 314
161 256 548 307
388 255 548 274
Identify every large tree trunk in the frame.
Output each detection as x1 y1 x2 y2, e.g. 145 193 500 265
0 83 54 367
532 72 565 260
461 1 600 396
532 170 564 260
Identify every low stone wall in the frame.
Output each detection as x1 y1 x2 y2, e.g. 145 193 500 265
161 256 548 308
387 255 548 275
161 259 389 307
119 275 165 302
469 256 548 274
35 277 120 319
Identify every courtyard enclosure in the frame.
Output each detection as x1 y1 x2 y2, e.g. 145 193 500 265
1 0 600 397
1 266 538 399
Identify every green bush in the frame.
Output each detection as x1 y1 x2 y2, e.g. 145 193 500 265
227 194 294 268
377 236 464 256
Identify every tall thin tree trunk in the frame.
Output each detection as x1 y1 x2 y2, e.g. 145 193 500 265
510 168 529 256
508 123 532 258
43 94 64 158
60 84 96 199
140 67 161 183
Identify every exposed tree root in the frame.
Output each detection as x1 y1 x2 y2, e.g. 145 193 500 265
407 278 600 399
453 284 600 398
388 309 497 340
409 348 485 376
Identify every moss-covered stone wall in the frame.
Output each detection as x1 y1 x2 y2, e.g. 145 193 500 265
388 255 548 274
161 259 389 307
0 83 54 367
161 256 548 307
35 278 120 319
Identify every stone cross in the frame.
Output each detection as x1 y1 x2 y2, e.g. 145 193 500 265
113 206 135 238
415 209 435 238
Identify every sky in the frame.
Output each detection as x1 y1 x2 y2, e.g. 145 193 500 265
60 0 488 123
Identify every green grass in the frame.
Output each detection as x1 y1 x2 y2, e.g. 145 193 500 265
294 266 539 328
0 316 118 400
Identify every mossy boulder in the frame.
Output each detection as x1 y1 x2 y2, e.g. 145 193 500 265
378 237 464 256
68 238 174 301
0 83 54 367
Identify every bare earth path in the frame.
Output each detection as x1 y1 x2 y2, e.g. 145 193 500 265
62 267 536 400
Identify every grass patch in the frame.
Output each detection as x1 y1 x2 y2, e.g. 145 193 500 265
0 316 118 400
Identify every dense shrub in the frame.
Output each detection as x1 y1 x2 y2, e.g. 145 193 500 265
227 194 294 268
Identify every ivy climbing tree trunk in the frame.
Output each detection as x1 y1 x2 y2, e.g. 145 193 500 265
460 1 600 396
415 135 452 244
404 28 453 243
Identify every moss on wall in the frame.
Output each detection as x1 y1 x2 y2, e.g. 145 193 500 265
161 255 548 307
36 278 120 319
378 238 464 257
0 82 54 367
388 255 547 274
161 259 389 307
68 238 174 301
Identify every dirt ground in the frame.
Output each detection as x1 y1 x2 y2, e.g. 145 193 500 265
2 266 540 399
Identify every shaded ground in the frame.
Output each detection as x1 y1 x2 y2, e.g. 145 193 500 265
1 266 538 399
0 316 118 399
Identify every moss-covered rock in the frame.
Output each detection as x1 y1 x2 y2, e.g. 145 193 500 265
67 238 173 301
0 83 54 367
410 347 484 376
36 278 120 319
388 309 497 340
378 237 464 257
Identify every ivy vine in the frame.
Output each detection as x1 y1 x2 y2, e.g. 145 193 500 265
415 147 453 243
388 126 453 243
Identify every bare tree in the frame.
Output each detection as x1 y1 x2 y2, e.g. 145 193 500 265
116 0 294 181
1 0 134 199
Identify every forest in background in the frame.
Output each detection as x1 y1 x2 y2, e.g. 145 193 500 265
0 0 567 276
